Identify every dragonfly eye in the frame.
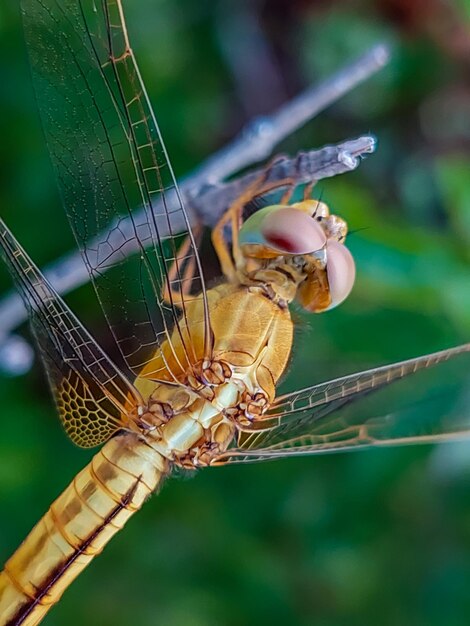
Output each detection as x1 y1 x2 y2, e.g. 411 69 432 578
297 239 355 312
239 205 326 256
324 240 356 309
262 207 327 254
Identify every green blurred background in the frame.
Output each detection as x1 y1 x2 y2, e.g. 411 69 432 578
1 0 470 625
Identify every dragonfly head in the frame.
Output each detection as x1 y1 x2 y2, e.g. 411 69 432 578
238 200 355 312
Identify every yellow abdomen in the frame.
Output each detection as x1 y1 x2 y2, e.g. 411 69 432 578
0 435 168 626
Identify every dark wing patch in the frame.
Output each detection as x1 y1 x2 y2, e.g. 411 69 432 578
0 219 141 447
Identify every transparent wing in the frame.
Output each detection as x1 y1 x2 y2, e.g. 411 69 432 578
0 219 142 447
21 0 211 381
214 343 470 464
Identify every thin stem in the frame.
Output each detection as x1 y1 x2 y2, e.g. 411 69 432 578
186 44 389 191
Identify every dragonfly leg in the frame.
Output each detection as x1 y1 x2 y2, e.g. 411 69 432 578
224 389 270 427
279 178 316 206
211 202 238 281
162 224 203 306
188 358 233 401
280 182 297 204
303 180 316 200
212 162 297 279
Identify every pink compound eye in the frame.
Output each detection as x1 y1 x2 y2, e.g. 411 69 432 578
325 240 356 309
261 207 327 254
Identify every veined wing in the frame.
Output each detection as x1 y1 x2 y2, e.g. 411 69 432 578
214 343 470 464
0 218 142 447
21 0 211 381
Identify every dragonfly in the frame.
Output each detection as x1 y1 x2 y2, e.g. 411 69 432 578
0 1 469 624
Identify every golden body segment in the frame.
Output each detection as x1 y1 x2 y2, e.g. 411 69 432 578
0 436 168 626
0 283 294 625
136 283 293 401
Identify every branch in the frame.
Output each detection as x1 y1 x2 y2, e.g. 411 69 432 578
0 43 390 375
190 136 376 226
185 44 389 192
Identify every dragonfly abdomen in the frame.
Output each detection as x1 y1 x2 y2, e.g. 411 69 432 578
0 434 168 626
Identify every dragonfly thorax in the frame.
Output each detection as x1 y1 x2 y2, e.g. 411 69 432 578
128 379 236 468
237 200 355 312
